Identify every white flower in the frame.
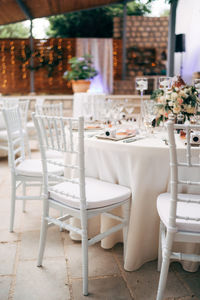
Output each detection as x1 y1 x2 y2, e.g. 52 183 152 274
168 101 174 107
158 96 166 104
173 106 181 114
171 92 178 100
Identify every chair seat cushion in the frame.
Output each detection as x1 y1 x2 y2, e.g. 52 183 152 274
0 130 8 141
16 159 63 177
49 177 131 210
27 121 34 129
46 150 64 160
157 193 200 233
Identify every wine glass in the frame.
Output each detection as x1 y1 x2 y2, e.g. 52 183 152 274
194 79 200 94
124 99 134 121
103 99 113 124
143 100 157 135
159 77 172 95
135 78 148 123
193 79 200 116
135 78 148 95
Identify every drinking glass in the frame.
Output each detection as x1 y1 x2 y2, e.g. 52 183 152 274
159 77 172 94
135 78 148 124
135 78 148 95
124 99 134 121
103 99 113 124
143 100 157 134
193 79 200 115
194 79 200 94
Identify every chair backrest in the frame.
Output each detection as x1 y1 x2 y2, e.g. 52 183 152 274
2 106 25 168
167 120 200 229
18 100 30 129
32 113 86 209
1 98 19 108
35 103 63 117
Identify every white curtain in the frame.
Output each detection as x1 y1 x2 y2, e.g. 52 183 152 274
175 0 200 84
76 38 113 94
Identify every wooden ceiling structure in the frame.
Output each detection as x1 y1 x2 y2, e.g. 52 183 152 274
0 0 123 25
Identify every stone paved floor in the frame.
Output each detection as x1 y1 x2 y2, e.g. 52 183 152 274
0 152 200 300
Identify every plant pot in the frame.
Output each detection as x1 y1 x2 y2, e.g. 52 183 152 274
71 80 90 93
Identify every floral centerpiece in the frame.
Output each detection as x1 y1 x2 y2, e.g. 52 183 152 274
151 75 200 125
63 54 98 93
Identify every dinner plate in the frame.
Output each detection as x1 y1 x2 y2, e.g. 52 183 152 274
96 133 136 141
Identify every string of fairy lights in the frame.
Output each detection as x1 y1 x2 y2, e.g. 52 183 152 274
0 39 120 92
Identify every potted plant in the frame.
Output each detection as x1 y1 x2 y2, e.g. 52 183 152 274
63 54 98 93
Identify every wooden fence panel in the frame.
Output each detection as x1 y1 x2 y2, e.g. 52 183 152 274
0 38 121 95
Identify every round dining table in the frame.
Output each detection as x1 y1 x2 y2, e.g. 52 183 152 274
65 127 200 272
81 130 200 272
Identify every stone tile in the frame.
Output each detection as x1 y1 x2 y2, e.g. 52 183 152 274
0 243 16 275
0 230 19 243
21 203 60 232
172 262 200 298
0 276 12 300
0 208 22 232
72 276 132 300
14 259 70 300
122 260 189 300
20 227 64 260
65 242 120 278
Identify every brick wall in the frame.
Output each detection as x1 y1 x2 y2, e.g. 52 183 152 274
113 16 168 94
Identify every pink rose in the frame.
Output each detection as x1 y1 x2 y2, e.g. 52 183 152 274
177 97 183 104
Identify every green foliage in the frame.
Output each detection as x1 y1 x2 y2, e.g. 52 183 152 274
17 45 63 77
47 1 151 38
0 22 29 38
63 54 98 81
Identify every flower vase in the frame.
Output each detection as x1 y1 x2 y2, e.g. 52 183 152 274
71 80 91 93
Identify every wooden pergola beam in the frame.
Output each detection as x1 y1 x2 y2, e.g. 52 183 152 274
15 0 32 20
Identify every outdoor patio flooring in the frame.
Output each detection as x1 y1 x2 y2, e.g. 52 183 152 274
0 151 200 300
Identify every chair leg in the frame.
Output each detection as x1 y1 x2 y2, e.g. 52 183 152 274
22 182 26 213
156 231 174 300
37 203 49 267
157 221 164 272
10 174 16 232
25 133 31 158
122 200 130 261
59 208 64 232
81 224 88 296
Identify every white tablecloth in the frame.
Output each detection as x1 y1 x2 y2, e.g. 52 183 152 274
73 92 106 120
83 132 200 272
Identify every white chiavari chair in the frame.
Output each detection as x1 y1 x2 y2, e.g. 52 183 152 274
35 103 64 159
35 102 63 117
156 120 200 300
2 106 64 232
26 97 45 145
32 113 131 296
0 98 19 153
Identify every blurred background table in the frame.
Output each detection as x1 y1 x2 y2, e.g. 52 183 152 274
73 92 106 120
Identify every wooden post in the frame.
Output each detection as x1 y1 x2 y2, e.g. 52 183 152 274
122 0 127 80
167 0 178 77
29 20 35 93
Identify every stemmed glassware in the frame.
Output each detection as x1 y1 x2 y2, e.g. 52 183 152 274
194 79 200 94
143 100 157 135
194 79 200 116
158 77 172 129
135 77 148 126
159 77 172 95
124 99 134 121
